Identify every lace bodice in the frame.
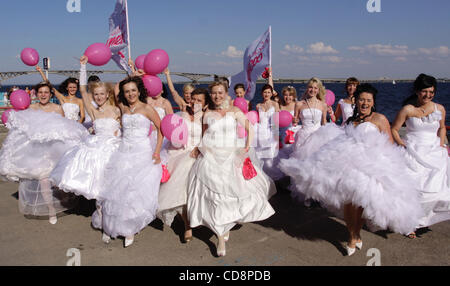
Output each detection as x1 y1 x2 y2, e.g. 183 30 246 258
339 99 354 124
122 113 151 139
300 108 322 129
93 118 120 137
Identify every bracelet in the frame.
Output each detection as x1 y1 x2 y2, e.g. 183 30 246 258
153 153 160 158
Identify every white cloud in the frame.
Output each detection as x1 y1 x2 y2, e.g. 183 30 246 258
283 44 304 54
348 44 410 56
220 46 244 58
418 46 449 57
394 57 408 62
297 55 343 63
307 42 338 54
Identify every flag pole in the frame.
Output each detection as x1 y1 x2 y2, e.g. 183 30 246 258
269 25 272 67
125 0 131 59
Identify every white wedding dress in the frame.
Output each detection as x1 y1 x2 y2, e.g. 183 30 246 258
403 104 450 228
187 113 276 236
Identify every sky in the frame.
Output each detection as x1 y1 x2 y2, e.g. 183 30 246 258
1 0 450 84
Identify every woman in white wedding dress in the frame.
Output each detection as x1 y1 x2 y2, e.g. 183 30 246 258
280 84 423 256
157 88 207 243
187 81 276 257
99 76 163 248
50 56 122 243
0 81 87 224
391 73 450 238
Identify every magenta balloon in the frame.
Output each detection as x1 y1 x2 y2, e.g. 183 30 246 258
135 54 146 70
144 49 169 75
84 43 112 66
276 110 293 128
10 90 31 110
325 89 336 106
1 109 14 125
142 75 163 97
20 48 39 66
161 114 188 146
233 97 248 114
246 110 259 125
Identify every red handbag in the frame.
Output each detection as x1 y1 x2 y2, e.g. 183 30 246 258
161 164 171 183
284 130 295 144
242 157 257 180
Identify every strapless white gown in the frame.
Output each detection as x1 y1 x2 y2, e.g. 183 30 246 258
187 114 276 236
96 113 162 238
50 118 121 200
338 99 354 125
403 104 450 228
157 113 202 226
0 109 88 216
62 102 80 121
281 122 424 235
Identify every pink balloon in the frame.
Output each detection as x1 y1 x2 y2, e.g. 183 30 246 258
325 89 335 106
161 114 188 146
246 110 259 125
1 109 14 125
274 110 293 128
144 49 169 75
20 48 39 66
142 75 163 97
10 90 31 110
237 123 247 138
233 97 248 114
135 54 146 70
84 43 112 66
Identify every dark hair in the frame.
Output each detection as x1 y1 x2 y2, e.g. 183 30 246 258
345 83 378 125
261 84 273 94
33 81 54 96
234 83 245 92
88 75 101 83
402 73 437 106
118 76 148 107
186 88 209 115
58 77 79 94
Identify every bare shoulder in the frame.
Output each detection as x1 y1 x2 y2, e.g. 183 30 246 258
373 112 389 125
29 103 39 110
436 103 445 114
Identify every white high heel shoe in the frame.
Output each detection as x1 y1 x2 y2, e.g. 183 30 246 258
224 232 230 242
346 245 356 256
355 241 363 250
124 236 134 248
49 216 57 225
102 233 111 244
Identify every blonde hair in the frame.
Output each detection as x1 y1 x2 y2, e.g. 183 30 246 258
209 81 229 93
303 77 325 102
89 82 117 107
281 86 297 102
183 83 196 93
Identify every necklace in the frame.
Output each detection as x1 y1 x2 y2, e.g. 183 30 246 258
129 105 137 113
305 98 317 125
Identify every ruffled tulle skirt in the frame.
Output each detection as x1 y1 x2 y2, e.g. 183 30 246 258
187 147 276 236
50 134 120 200
0 109 87 217
94 137 162 238
0 109 88 181
279 125 424 235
